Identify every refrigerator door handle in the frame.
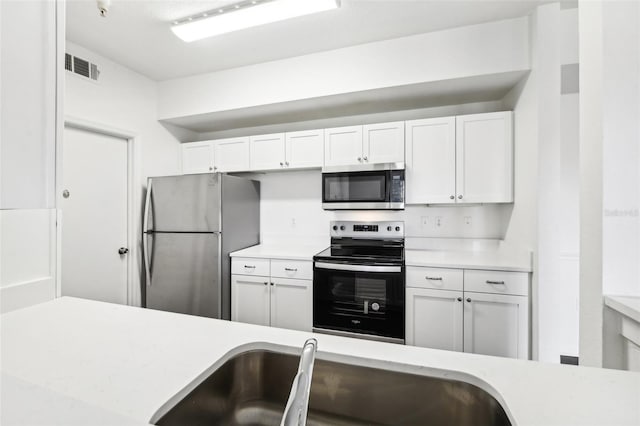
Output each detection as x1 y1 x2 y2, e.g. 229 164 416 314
143 180 153 286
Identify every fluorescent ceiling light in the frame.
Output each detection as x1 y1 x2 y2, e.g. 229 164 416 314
171 0 341 43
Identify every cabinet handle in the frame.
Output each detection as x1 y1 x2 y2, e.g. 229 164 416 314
486 280 505 285
357 157 362 162
425 276 443 281
363 156 368 162
263 282 268 286
284 268 298 272
209 166 213 171
244 265 256 269
457 297 462 302
466 298 472 303
450 195 454 200
458 195 463 199
280 162 284 167
214 166 218 171
285 161 290 166
270 282 274 286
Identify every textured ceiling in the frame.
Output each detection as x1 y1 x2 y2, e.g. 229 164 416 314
66 0 554 81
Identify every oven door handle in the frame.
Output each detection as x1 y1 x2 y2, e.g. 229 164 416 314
314 262 402 273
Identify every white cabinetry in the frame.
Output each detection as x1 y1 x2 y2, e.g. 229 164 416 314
181 141 215 174
249 130 324 171
285 129 324 169
231 257 312 332
456 112 513 203
405 111 513 204
181 138 250 174
250 133 286 171
324 122 404 167
405 117 456 203
214 137 250 172
406 266 529 359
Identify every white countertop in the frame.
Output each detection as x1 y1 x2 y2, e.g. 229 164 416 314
405 248 532 272
605 295 640 323
2 297 639 426
230 243 327 260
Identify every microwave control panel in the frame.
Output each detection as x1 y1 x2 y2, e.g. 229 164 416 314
390 170 405 203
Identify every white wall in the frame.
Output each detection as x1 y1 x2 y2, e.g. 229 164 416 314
580 0 640 368
0 0 57 209
64 41 184 306
158 17 529 121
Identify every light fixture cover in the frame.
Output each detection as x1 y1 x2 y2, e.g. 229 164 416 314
172 0 340 42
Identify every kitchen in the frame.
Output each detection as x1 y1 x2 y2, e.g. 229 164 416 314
1 0 639 425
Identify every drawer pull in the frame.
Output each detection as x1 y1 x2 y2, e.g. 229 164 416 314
466 298 472 303
244 265 256 269
486 280 505 285
456 297 462 302
425 276 443 281
284 268 298 272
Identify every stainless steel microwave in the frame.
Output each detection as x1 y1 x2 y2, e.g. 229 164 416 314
321 162 405 210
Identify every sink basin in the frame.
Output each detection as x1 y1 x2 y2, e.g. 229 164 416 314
154 350 511 426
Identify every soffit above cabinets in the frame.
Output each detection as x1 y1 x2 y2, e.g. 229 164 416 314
66 0 554 81
160 70 527 136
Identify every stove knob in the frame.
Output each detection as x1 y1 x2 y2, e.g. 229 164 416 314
395 226 401 232
340 225 345 231
371 302 380 311
387 226 392 231
332 225 338 231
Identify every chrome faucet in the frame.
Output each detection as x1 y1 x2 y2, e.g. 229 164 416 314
281 338 318 426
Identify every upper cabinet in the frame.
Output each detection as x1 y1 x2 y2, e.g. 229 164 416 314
181 137 249 174
455 112 513 203
249 130 324 171
214 137 250 172
406 117 457 204
181 141 215 174
405 111 513 204
285 129 324 169
324 122 404 167
363 121 405 164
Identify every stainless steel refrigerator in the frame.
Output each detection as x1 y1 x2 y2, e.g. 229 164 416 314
142 173 259 320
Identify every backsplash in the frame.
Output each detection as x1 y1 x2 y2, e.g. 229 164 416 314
248 170 511 245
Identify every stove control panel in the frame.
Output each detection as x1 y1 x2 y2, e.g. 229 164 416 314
330 221 404 238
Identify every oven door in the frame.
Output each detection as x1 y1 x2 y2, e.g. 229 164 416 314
313 262 405 343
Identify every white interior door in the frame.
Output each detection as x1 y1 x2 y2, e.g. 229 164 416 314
61 126 129 305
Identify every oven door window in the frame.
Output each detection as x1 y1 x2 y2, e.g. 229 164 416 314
313 267 404 340
323 172 388 202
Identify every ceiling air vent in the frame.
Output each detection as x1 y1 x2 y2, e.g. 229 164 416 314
65 53 101 82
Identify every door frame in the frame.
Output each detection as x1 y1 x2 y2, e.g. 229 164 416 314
57 116 140 306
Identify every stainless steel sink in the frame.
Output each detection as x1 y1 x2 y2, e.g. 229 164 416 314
154 350 511 426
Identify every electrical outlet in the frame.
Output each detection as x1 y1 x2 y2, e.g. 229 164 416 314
435 216 442 227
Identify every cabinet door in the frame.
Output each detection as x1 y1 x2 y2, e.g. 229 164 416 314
231 275 270 326
324 126 363 167
406 288 463 351
285 129 324 169
405 118 456 204
363 121 405 164
214 137 249 172
463 292 529 359
455 112 513 203
249 133 285 171
270 278 312 332
181 142 214 174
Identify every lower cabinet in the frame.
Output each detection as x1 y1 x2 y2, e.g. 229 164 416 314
406 267 529 359
231 257 312 332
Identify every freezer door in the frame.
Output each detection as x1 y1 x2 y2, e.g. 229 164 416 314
146 174 220 232
145 232 221 318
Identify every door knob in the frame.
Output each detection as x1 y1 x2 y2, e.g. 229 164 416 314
118 247 129 255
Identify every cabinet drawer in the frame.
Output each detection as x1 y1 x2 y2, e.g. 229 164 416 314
271 259 313 280
232 257 270 276
464 270 528 296
406 267 463 291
